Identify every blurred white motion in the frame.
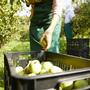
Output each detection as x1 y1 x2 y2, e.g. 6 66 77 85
14 0 31 17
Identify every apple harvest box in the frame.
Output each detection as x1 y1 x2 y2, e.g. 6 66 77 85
4 51 90 90
66 38 89 58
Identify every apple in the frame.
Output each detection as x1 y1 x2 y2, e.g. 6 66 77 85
49 66 63 73
60 81 73 90
15 66 24 75
28 73 36 76
16 66 23 73
29 60 41 74
40 68 49 74
24 61 32 74
41 61 53 71
40 38 47 48
74 79 88 89
59 86 63 90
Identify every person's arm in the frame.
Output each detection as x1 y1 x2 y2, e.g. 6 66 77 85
47 0 63 33
40 0 63 51
40 15 60 51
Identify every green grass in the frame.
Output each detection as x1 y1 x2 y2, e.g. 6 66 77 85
0 40 30 89
0 87 4 90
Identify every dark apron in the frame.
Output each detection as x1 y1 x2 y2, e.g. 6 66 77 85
29 0 61 53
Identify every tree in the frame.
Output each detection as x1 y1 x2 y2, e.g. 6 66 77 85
0 0 29 48
72 2 90 38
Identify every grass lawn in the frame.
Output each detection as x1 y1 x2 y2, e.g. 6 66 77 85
0 87 4 90
0 40 30 89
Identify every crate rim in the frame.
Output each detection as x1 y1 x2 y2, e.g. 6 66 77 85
4 51 90 60
4 51 90 81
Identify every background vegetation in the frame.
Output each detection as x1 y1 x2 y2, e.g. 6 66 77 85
72 2 90 38
0 0 90 89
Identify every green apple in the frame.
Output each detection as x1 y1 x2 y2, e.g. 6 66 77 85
16 66 23 73
74 79 88 89
28 73 36 76
24 61 32 74
41 61 53 71
15 66 24 75
29 60 41 74
60 81 73 90
59 86 63 90
40 68 48 74
40 39 47 48
49 66 63 73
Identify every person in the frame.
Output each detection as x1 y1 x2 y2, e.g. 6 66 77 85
64 0 75 39
25 0 64 53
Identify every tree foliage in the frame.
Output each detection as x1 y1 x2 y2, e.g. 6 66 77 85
0 0 29 48
72 2 90 38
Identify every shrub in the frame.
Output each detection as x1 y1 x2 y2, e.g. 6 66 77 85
0 0 29 48
72 2 90 38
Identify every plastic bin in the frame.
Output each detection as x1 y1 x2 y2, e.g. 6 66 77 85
66 38 89 58
4 51 90 90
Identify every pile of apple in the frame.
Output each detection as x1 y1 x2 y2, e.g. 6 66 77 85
15 60 63 76
15 60 90 90
59 79 90 90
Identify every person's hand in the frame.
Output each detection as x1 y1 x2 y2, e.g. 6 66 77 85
40 28 53 51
